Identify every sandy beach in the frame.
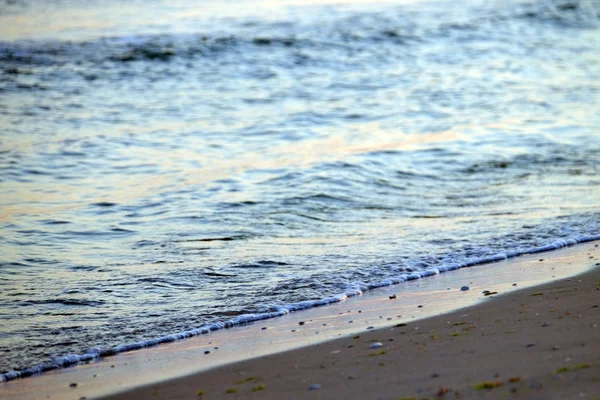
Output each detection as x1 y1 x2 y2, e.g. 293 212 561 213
99 244 600 400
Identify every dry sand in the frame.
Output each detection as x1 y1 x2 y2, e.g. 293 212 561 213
103 248 600 400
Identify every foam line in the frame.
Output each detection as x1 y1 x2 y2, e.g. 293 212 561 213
2 234 599 383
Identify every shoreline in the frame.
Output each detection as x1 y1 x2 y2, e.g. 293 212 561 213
1 241 599 399
104 243 600 400
2 236 599 384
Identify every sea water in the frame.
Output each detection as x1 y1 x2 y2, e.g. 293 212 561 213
0 0 599 379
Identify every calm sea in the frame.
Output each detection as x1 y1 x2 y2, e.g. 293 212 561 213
1 0 599 379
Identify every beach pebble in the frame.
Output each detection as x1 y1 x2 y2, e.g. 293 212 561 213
367 326 374 330
512 283 517 286
552 345 560 351
528 380 542 390
482 290 490 295
69 383 78 388
370 342 383 349
309 384 321 391
542 322 550 327
460 286 470 291
298 321 305 326
261 327 267 330
204 350 210 354
526 343 535 348
431 373 440 378
389 294 397 299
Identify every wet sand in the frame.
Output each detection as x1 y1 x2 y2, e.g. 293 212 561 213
102 244 600 400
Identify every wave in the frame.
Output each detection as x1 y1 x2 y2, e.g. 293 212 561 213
1 0 597 69
2 233 599 383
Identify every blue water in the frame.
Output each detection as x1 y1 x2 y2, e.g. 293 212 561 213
1 0 599 379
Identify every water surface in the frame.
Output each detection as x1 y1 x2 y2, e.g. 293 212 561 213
1 0 599 376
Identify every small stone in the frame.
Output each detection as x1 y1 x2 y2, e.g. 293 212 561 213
370 342 383 349
512 283 517 286
298 321 305 326
69 383 78 388
389 294 397 299
528 380 542 390
431 373 440 378
482 290 490 295
367 326 374 330
460 286 470 291
309 384 321 391
552 345 560 351
261 327 267 330
526 343 535 348
418 305 423 308
204 350 210 354
542 322 550 327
